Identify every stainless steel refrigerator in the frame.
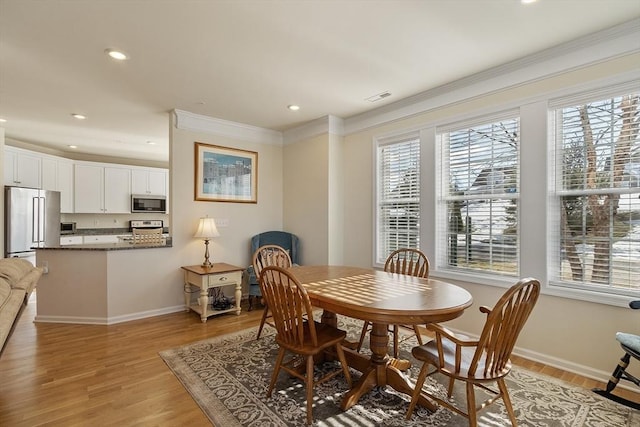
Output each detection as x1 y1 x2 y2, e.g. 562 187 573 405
4 186 60 265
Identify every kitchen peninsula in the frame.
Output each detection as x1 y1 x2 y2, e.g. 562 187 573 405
34 239 179 325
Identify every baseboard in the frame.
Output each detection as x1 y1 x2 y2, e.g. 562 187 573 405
34 305 186 326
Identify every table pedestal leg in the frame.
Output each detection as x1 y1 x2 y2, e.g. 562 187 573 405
234 282 242 315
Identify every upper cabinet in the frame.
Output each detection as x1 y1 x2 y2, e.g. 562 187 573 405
3 146 169 214
41 156 74 213
131 168 167 196
3 146 41 188
74 163 131 213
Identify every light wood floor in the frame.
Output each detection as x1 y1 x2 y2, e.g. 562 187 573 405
1 297 637 426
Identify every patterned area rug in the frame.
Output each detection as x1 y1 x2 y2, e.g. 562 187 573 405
160 316 637 426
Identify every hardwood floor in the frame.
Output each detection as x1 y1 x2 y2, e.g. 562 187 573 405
1 297 637 426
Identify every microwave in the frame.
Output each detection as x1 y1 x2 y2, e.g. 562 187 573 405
131 194 166 213
60 222 76 235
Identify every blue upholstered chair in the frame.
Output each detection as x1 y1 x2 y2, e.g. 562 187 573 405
593 300 640 410
247 231 300 311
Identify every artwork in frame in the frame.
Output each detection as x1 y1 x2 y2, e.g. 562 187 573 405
194 142 258 203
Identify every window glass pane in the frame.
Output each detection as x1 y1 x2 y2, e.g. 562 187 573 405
441 117 519 276
555 93 640 294
377 136 420 264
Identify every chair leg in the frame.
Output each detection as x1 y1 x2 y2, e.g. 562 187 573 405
413 325 424 345
406 362 431 419
305 355 314 426
447 377 455 398
248 295 254 311
256 305 270 339
356 321 370 352
466 382 477 427
267 348 286 398
498 378 517 426
606 352 631 393
335 342 352 387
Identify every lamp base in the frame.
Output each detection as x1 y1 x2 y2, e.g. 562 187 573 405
201 239 213 268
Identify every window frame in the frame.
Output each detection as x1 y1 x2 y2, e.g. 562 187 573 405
547 88 640 301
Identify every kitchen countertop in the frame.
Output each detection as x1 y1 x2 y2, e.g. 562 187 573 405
61 227 170 236
37 238 172 251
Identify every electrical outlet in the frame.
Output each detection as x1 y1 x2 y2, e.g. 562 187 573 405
215 218 229 227
94 219 99 226
42 260 49 274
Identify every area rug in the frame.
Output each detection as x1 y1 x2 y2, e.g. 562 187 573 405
160 316 637 426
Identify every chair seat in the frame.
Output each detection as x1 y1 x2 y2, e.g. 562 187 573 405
413 338 512 381
617 332 640 358
276 321 347 356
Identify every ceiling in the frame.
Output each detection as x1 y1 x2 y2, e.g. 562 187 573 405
1 1 639 163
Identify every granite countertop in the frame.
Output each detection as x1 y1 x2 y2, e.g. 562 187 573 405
62 227 170 236
38 237 173 251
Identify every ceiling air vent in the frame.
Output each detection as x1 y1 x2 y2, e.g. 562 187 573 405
365 91 392 102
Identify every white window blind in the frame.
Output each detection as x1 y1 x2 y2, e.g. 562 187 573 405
376 135 420 265
438 116 520 276
551 91 640 295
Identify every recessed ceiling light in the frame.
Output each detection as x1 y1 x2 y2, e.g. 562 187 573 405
71 114 86 120
68 145 78 149
146 141 156 145
105 48 128 61
0 118 6 123
521 0 537 4
287 105 300 111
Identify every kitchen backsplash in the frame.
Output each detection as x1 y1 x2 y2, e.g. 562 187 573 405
60 213 170 230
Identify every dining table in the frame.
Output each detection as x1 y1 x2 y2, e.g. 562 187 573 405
289 265 473 411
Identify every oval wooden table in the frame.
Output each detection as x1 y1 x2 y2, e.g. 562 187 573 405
289 265 473 411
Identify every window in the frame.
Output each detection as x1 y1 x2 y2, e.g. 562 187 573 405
437 116 520 277
375 134 420 265
551 92 640 296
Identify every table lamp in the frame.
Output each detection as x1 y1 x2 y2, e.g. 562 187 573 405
194 216 220 267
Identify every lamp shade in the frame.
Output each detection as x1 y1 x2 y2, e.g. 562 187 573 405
194 217 220 239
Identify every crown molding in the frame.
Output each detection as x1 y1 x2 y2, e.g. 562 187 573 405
173 109 283 145
283 115 344 145
344 18 640 135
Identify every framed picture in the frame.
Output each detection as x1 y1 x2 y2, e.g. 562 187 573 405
194 142 258 203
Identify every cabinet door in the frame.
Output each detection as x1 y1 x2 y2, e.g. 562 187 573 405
83 235 119 244
15 152 41 188
74 164 104 213
4 149 41 188
104 167 131 213
41 158 57 191
57 160 74 213
3 150 15 185
131 169 167 196
147 170 167 196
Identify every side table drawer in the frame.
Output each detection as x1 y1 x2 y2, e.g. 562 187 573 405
207 271 242 287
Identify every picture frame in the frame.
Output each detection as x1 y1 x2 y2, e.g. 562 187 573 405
194 142 258 203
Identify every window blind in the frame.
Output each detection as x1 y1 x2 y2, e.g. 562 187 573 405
438 117 520 276
551 92 640 294
376 135 420 264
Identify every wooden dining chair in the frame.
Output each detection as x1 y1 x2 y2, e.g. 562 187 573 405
252 244 292 339
356 248 429 358
132 227 163 244
405 277 540 426
259 265 352 426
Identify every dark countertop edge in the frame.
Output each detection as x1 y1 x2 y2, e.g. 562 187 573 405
37 239 173 251
62 227 169 236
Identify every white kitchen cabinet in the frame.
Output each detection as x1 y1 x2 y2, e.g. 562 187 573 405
41 156 74 213
3 147 41 188
60 236 83 245
131 168 167 196
74 163 131 213
83 235 120 244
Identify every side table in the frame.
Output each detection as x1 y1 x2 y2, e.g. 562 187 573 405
181 263 244 322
